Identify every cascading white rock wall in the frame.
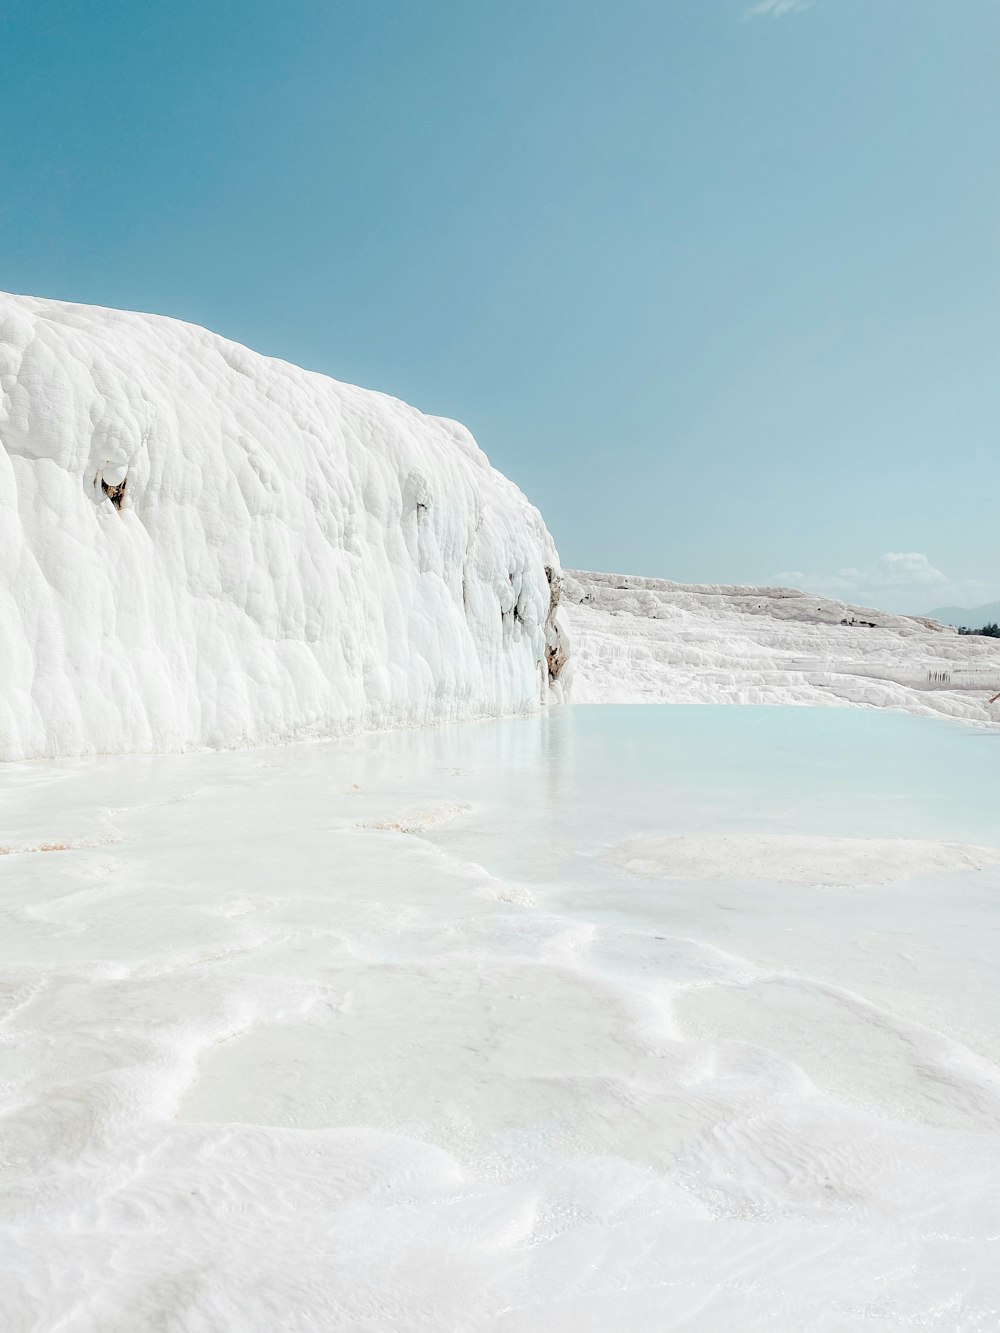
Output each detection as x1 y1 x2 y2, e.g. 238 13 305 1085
0 292 569 760
564 569 1000 727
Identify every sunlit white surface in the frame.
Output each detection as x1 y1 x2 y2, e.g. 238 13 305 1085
3 705 1000 1331
0 291 567 760
566 569 1000 727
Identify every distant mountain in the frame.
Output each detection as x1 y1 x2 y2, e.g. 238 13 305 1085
926 601 1000 627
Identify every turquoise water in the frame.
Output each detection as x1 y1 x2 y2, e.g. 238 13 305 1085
367 705 1000 1066
389 703 1000 853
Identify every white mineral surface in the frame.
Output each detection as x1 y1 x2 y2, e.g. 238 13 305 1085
606 833 1000 885
5 292 1000 1332
3 704 1000 1331
0 291 567 761
565 569 1000 726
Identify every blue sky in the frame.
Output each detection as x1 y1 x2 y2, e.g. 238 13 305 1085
3 0 998 611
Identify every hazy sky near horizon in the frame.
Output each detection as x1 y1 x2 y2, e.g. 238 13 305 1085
4 0 998 612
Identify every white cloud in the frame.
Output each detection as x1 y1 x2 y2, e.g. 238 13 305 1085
744 0 814 18
772 553 996 613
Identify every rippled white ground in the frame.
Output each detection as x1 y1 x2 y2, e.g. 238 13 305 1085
3 706 1000 1332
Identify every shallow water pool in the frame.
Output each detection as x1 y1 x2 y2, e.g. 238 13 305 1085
3 706 1000 1331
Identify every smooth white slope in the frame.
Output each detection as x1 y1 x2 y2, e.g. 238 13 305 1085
565 569 1000 726
0 292 569 760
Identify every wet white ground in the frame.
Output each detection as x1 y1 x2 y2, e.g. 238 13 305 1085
3 706 1000 1331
